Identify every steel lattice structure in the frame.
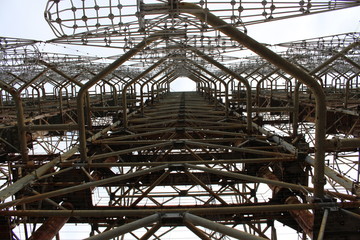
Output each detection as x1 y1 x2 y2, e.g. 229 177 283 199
0 0 360 239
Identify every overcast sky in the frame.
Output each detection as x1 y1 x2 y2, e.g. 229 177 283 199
1 1 359 48
1 1 360 239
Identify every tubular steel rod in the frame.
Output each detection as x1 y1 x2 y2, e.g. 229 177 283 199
139 222 162 240
122 57 168 128
190 47 253 133
184 220 212 240
0 164 167 209
179 2 327 198
185 163 357 200
88 142 173 162
251 117 360 197
0 116 123 202
23 124 79 131
84 214 161 240
340 208 360 221
293 42 360 135
57 157 295 168
2 202 359 218
38 60 84 87
0 82 29 162
186 163 313 192
0 146 78 202
76 33 163 162
183 213 267 240
189 60 230 119
140 68 170 116
317 209 329 240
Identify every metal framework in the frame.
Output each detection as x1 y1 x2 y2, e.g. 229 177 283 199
0 0 360 239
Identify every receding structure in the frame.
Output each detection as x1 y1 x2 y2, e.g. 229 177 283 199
0 1 360 239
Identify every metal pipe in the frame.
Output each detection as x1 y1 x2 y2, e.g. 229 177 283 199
139 222 162 240
189 60 229 119
184 220 212 240
0 82 29 162
344 73 360 108
0 146 78 202
293 81 300 137
183 213 267 240
324 137 360 151
255 68 280 106
340 208 360 221
186 163 312 193
3 202 359 218
316 208 329 240
122 57 167 128
23 124 79 131
28 202 73 240
140 68 170 115
59 156 295 168
285 196 314 238
76 33 163 162
189 47 253 133
179 2 327 198
185 163 357 200
0 164 167 209
84 213 160 240
252 115 360 197
0 115 121 202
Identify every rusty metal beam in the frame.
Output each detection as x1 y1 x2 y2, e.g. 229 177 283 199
2 202 359 218
179 2 327 198
122 57 168 128
0 82 29 162
76 32 164 162
189 47 253 133
0 164 167 209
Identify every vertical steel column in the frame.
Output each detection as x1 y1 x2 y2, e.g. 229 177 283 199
0 82 28 162
344 73 359 108
188 68 221 111
122 57 167 128
255 68 279 107
190 48 253 134
189 60 230 119
140 68 171 115
293 81 300 137
180 3 326 197
76 34 162 162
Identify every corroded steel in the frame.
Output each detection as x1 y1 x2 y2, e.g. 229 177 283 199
0 1 360 240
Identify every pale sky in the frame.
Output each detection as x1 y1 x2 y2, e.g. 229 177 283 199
1 1 360 239
1 1 359 49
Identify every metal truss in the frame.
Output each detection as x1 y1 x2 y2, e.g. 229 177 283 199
1 0 360 240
